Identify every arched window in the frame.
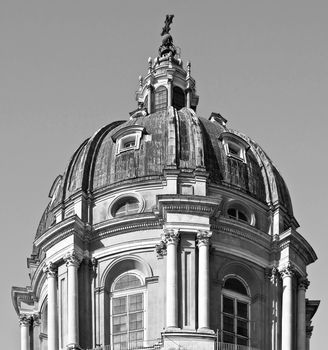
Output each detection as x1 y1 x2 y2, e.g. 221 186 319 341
221 277 250 347
154 86 167 112
111 273 145 350
172 86 185 110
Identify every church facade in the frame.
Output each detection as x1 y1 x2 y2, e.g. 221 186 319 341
12 17 319 350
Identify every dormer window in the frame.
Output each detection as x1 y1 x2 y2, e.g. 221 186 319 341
112 125 145 155
225 201 255 226
227 208 248 223
219 132 249 163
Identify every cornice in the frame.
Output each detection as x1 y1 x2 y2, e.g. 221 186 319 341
11 287 34 315
279 228 317 266
156 194 221 220
92 214 161 241
212 221 271 250
34 216 89 252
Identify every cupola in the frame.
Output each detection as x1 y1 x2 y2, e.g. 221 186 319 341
135 15 199 114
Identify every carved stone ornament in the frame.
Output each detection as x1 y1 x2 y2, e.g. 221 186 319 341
155 240 167 259
19 314 32 327
197 230 212 247
64 250 82 268
163 229 180 245
298 277 310 290
269 266 280 283
280 262 295 278
43 262 57 277
32 313 41 327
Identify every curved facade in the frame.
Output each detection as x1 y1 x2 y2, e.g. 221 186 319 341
12 18 319 350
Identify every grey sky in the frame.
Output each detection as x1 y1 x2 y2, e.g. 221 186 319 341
1 0 326 347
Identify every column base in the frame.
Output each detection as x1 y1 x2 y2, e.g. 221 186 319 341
66 343 82 350
197 327 215 334
164 326 181 332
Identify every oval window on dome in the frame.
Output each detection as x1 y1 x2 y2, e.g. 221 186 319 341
111 196 141 218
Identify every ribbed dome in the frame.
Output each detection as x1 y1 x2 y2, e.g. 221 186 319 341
35 107 293 239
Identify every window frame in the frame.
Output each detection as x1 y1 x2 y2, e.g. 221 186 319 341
109 193 144 219
110 272 147 350
221 277 251 347
219 132 250 163
154 85 168 112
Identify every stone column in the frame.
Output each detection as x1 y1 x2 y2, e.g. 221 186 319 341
197 230 212 331
167 78 172 107
32 313 41 350
43 262 58 350
163 229 180 329
297 278 310 350
64 251 82 350
19 315 32 350
147 83 152 113
280 263 295 350
270 267 280 350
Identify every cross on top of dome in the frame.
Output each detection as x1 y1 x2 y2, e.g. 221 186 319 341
159 14 177 58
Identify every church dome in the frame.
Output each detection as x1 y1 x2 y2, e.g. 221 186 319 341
36 106 294 240
13 16 318 350
35 24 294 241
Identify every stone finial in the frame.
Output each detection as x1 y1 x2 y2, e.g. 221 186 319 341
187 61 191 78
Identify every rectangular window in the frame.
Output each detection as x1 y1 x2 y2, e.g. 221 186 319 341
112 293 144 350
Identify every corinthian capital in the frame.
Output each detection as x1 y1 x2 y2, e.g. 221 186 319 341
19 314 32 327
298 277 310 290
64 250 82 267
280 262 295 278
43 262 57 277
162 229 180 245
197 230 212 247
269 266 280 284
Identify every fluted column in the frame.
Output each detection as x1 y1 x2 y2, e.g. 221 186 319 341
43 262 58 350
163 229 180 328
298 278 309 350
197 230 212 330
280 263 295 350
19 315 32 350
64 250 82 349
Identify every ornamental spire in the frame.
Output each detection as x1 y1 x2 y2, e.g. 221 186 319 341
159 14 177 57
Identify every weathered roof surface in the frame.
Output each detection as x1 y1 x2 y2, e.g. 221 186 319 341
35 107 294 238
